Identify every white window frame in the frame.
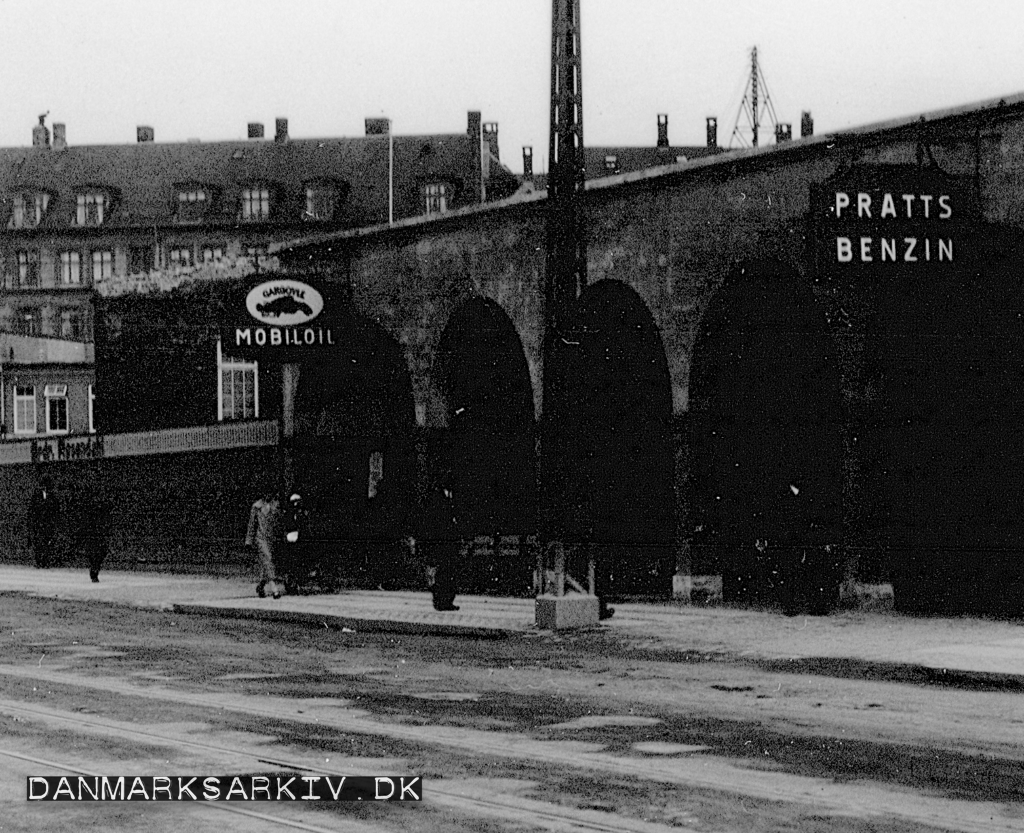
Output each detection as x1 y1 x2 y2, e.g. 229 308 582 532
59 308 83 341
304 184 337 221
18 308 41 337
16 250 39 287
92 250 113 281
241 187 270 221
169 247 193 270
201 245 224 264
44 384 69 436
216 339 259 421
11 192 48 228
422 183 447 216
13 385 36 435
76 192 107 226
60 251 82 285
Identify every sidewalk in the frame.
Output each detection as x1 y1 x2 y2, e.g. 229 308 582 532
3 565 1023 685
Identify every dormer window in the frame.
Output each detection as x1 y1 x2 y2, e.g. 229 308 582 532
177 187 210 222
603 154 619 173
422 183 448 216
11 192 50 228
304 182 341 221
76 191 108 226
241 187 271 221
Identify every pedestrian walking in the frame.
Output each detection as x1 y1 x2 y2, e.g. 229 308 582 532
419 485 461 611
81 488 112 583
28 476 60 569
246 489 283 599
280 492 313 593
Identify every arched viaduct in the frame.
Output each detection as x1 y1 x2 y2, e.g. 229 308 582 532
273 94 1024 615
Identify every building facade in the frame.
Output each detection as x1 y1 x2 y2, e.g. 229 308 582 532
0 112 518 437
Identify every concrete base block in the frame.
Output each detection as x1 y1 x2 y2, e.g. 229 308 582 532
535 595 600 630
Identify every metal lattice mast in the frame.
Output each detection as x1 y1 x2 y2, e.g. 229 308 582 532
730 45 781 149
539 0 589 585
545 0 586 338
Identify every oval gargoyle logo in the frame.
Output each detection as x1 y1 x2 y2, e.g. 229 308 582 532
246 279 323 326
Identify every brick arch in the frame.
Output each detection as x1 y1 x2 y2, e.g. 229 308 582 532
863 225 1024 616
688 258 843 612
292 308 417 585
567 278 676 599
432 295 537 593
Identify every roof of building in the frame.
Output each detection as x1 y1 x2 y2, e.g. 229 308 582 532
0 132 518 230
585 145 718 176
273 89 1024 255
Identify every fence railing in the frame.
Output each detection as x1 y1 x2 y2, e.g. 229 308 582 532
0 420 279 466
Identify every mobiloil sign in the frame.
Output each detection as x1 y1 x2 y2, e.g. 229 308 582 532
229 278 335 355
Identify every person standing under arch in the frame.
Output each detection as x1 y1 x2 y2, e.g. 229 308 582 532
29 476 60 569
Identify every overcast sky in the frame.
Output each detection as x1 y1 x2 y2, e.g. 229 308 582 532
3 0 1023 172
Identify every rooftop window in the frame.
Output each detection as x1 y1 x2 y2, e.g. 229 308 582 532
76 191 108 226
10 192 49 228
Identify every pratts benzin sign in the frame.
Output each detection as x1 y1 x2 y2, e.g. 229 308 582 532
810 165 976 274
223 277 337 358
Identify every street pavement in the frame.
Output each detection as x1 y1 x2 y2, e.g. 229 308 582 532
3 565 1024 685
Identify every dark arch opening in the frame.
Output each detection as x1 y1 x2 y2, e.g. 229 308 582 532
567 279 676 600
293 308 416 588
689 259 843 613
435 296 537 595
864 227 1024 616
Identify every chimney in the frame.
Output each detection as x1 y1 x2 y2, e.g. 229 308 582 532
247 122 264 139
657 114 669 148
136 125 154 143
775 123 793 144
275 118 289 143
706 117 718 150
468 111 483 202
523 146 533 178
801 111 814 138
364 117 390 136
482 122 499 160
53 123 66 151
32 114 50 148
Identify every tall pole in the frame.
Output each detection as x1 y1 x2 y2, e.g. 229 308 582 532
751 46 759 148
541 0 588 593
388 119 394 226
546 0 586 338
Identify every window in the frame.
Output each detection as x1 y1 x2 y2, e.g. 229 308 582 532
217 341 258 421
16 308 41 336
76 192 107 226
177 188 209 222
45 385 68 434
169 247 193 270
59 309 84 340
16 250 39 287
127 245 152 274
422 183 447 216
241 187 270 221
89 385 96 434
60 251 82 285
91 250 113 282
304 184 339 221
14 386 35 434
11 192 49 228
201 245 224 264
603 154 619 173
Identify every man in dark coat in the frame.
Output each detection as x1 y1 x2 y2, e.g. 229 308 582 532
81 489 112 583
419 485 461 611
28 477 60 569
